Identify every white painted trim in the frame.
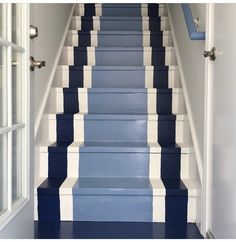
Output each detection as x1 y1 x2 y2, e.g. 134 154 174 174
34 4 75 138
202 3 214 236
167 5 203 184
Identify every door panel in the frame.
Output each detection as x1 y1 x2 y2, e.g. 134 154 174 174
208 3 236 239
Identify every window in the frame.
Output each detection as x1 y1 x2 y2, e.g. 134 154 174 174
0 3 29 230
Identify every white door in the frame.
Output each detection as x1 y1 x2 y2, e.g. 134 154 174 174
0 3 33 238
205 3 236 239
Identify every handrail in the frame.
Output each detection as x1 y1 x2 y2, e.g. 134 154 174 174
182 4 205 40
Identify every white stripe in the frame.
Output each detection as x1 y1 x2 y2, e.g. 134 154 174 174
93 17 100 31
87 47 95 65
80 4 84 16
143 47 152 66
40 151 48 177
34 195 38 221
96 3 102 16
60 178 77 220
73 115 84 142
49 115 56 141
91 31 98 47
151 179 166 222
141 4 148 16
147 89 156 114
57 91 64 113
67 148 79 177
149 153 161 179
142 18 149 31
147 116 157 143
84 66 92 88
143 31 150 47
78 88 88 113
145 66 153 88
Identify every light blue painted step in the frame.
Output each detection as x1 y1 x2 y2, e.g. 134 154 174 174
72 177 153 222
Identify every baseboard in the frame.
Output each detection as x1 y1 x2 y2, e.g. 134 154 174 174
167 5 203 184
34 4 75 138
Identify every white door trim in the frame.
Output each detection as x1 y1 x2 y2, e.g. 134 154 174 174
202 3 214 235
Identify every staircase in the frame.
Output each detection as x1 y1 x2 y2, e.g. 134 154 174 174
35 3 200 224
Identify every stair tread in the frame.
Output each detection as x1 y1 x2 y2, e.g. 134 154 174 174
37 141 194 154
72 16 165 20
44 113 188 121
60 65 177 70
52 87 182 93
35 177 200 196
68 30 171 35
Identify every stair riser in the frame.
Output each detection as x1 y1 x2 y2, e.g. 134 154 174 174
46 89 186 115
60 47 176 66
74 4 167 17
65 32 173 47
54 66 181 89
34 192 197 223
70 17 170 31
39 150 197 179
41 115 192 144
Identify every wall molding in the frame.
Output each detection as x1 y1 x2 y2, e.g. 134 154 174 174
167 5 203 184
34 4 75 138
182 4 205 40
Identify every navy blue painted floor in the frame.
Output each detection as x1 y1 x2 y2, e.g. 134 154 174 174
34 221 203 239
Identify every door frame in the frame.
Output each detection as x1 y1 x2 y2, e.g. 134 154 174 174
202 3 214 236
0 3 30 231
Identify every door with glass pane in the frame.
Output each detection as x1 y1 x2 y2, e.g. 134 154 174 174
0 3 31 235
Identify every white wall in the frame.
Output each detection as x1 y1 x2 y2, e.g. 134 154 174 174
31 3 73 130
168 4 206 178
190 4 206 32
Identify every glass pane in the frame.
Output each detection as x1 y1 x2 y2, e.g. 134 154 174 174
0 134 7 214
12 130 22 204
12 50 21 124
0 46 6 127
12 4 19 44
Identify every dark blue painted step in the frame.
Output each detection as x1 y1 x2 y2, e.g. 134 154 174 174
35 221 203 239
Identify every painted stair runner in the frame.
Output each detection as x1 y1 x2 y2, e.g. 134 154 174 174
35 3 200 224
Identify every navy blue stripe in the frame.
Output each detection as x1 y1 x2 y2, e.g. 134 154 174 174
150 32 163 47
78 31 91 47
162 179 188 223
56 114 74 144
69 66 84 88
152 47 165 66
149 17 161 31
37 178 65 221
74 47 87 66
153 66 169 88
63 88 79 114
157 115 176 143
161 152 181 179
84 4 95 16
148 4 159 17
81 16 93 31
156 89 172 114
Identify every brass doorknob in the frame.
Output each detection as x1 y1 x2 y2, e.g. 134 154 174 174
30 56 46 71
